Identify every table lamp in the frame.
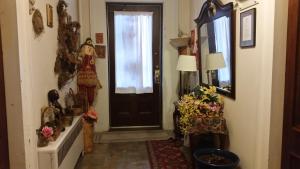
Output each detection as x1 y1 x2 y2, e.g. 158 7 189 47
206 53 226 85
176 55 197 96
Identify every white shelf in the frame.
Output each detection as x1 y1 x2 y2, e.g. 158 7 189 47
37 116 82 153
170 37 191 48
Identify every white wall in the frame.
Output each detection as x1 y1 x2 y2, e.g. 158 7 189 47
189 0 286 169
87 0 179 132
178 0 190 35
79 0 91 41
1 0 79 168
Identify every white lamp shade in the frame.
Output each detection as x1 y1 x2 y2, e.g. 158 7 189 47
176 55 197 71
206 53 226 70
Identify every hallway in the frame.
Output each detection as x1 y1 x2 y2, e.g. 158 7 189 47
0 0 291 168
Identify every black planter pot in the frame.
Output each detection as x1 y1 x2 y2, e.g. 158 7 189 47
193 149 240 169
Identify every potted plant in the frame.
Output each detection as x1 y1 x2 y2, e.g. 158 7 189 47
177 85 225 136
36 126 54 147
177 85 239 168
82 106 98 153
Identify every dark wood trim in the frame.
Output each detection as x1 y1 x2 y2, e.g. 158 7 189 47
0 26 10 169
281 0 299 168
195 0 236 99
106 3 163 129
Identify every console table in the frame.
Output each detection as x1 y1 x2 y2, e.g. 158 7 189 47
37 116 83 169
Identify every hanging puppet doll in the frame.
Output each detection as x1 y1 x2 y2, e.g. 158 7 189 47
77 38 102 107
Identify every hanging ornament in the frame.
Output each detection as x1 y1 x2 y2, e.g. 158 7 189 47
32 9 44 36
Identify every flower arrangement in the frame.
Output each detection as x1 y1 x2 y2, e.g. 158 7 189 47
177 85 224 135
41 126 54 139
83 106 98 124
36 126 54 147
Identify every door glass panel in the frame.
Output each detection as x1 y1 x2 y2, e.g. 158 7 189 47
114 11 153 94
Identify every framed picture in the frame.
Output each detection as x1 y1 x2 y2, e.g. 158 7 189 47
240 8 256 48
95 45 106 58
95 33 104 44
46 4 53 28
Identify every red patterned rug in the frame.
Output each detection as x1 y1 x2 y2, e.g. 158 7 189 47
147 139 193 169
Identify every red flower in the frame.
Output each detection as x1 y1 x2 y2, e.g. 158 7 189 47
41 126 53 139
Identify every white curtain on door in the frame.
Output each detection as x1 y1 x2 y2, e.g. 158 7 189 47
213 16 231 85
114 11 153 94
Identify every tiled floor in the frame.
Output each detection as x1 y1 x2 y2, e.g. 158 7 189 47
77 142 151 169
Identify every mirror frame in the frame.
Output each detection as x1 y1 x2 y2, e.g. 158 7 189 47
194 0 236 99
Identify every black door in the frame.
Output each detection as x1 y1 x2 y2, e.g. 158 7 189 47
107 3 162 129
0 27 10 169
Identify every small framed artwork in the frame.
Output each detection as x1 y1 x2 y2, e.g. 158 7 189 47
240 8 256 48
95 45 106 58
46 4 53 28
95 33 104 44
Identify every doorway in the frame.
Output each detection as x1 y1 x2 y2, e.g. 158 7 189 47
107 3 163 129
281 0 300 168
0 27 9 169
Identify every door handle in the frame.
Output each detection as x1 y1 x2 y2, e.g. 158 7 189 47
154 65 160 85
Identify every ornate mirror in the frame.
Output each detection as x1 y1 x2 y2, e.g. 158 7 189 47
195 0 236 99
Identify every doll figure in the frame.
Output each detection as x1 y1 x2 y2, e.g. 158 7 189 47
77 38 102 106
48 89 65 131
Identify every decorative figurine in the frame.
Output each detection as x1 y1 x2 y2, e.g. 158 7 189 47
77 38 102 106
41 106 58 126
48 89 65 132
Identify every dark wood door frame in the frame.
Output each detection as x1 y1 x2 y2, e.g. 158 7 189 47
0 26 10 169
106 3 163 130
281 0 300 168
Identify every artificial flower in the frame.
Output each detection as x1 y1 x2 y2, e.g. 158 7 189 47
41 126 54 139
177 85 224 134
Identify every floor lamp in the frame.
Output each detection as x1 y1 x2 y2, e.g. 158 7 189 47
176 55 198 96
206 53 226 85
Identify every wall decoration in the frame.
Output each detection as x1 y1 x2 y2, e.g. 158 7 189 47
95 33 104 44
29 0 36 14
240 8 256 48
55 0 81 89
46 4 54 28
95 45 106 58
32 9 44 36
77 38 102 107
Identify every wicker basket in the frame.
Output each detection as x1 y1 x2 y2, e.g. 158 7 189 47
62 116 74 127
72 107 83 116
83 119 94 153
